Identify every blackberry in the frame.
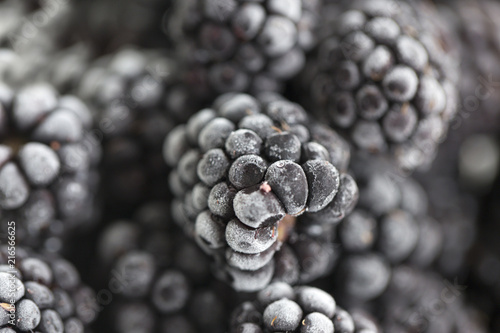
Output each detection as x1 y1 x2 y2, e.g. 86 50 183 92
415 165 479 278
330 154 444 301
96 216 235 333
167 0 321 95
68 0 172 53
164 93 356 291
440 0 500 136
230 281 381 332
0 81 100 252
379 265 487 333
301 0 460 171
0 245 98 332
77 48 204 213
418 0 500 194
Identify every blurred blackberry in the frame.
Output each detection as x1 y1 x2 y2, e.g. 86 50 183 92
0 81 100 252
420 0 500 195
69 0 172 53
230 281 381 332
0 0 81 65
467 165 500 332
378 265 487 333
77 48 203 214
0 245 98 332
299 0 460 171
95 215 236 333
0 43 93 96
440 0 500 135
164 93 357 291
167 0 322 95
415 164 478 279
327 153 442 302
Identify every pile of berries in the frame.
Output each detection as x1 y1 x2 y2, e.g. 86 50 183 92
0 0 499 332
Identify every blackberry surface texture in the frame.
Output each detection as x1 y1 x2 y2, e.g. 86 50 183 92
230 281 381 333
0 82 100 252
167 0 321 95
96 211 236 333
164 93 357 291
301 0 460 171
0 245 98 332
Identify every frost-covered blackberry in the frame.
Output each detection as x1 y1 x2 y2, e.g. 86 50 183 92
230 281 380 333
96 206 235 333
0 82 100 252
0 246 98 332
167 0 322 95
164 93 357 291
301 0 460 171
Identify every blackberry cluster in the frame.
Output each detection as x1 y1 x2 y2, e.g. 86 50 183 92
0 81 100 251
230 281 380 332
96 207 235 333
167 0 321 94
164 93 358 291
302 0 460 171
0 246 97 332
0 1 497 332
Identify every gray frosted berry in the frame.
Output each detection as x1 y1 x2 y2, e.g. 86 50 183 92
295 286 336 318
0 162 29 210
265 132 301 162
151 270 189 314
382 66 419 102
218 94 260 122
225 219 278 254
198 117 235 152
257 282 294 307
16 299 41 331
382 103 418 143
265 160 308 215
39 309 64 333
302 160 340 213
225 129 263 159
302 142 330 161
232 3 266 41
233 184 286 228
263 299 303 331
0 272 24 303
208 182 237 219
24 282 55 309
226 243 277 271
239 114 275 140
195 211 226 250
229 155 267 189
197 149 230 187
18 143 60 186
300 312 334 333
257 16 297 57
